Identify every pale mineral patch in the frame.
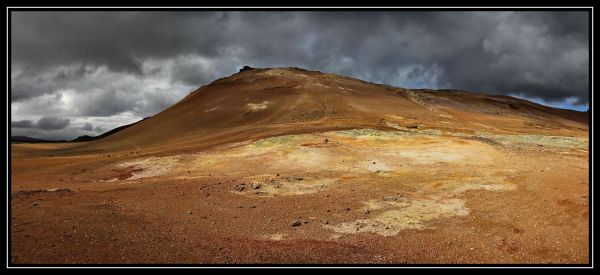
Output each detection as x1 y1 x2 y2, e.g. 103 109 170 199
247 101 270 111
325 198 469 236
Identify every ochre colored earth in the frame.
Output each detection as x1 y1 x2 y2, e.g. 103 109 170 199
11 67 589 264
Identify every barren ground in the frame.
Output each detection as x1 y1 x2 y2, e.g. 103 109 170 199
10 127 589 264
10 68 589 264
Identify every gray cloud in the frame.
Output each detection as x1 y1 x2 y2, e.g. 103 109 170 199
11 116 70 131
81 122 93 131
11 120 35 128
35 116 71 130
10 11 589 139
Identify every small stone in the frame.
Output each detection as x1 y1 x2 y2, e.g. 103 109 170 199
249 205 257 208
345 207 351 211
291 220 302 227
302 220 309 224
323 220 329 225
294 176 304 181
373 162 376 164
250 183 262 189
32 202 39 207
364 209 371 214
235 184 246 192
186 210 193 214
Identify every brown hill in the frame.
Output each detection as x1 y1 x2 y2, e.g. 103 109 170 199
64 67 588 154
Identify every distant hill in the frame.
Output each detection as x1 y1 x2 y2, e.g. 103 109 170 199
70 117 151 143
11 136 68 143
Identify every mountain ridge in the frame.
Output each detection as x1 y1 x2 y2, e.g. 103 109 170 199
59 66 588 155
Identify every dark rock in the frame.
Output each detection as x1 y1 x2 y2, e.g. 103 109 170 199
239 66 254 72
235 184 246 192
291 220 302 227
250 183 262 189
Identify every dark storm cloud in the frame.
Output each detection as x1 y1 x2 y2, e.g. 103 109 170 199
10 11 589 139
37 116 71 130
11 116 70 131
11 120 35 128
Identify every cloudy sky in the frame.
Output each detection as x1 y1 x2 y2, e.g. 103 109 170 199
11 11 590 140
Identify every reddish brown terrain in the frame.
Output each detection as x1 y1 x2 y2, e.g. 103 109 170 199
11 67 589 264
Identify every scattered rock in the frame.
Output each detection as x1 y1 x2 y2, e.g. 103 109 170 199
323 138 329 144
186 210 193 214
513 228 524 234
345 207 351 211
294 176 304 181
383 195 401 201
323 220 330 225
249 205 257 208
303 220 309 224
235 184 246 192
364 209 371 214
32 202 39 207
250 183 262 189
291 220 302 227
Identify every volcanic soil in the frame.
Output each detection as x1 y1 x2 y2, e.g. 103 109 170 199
10 67 589 264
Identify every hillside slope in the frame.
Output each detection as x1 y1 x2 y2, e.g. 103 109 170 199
64 67 588 154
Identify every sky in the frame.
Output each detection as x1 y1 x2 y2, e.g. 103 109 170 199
10 11 590 140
